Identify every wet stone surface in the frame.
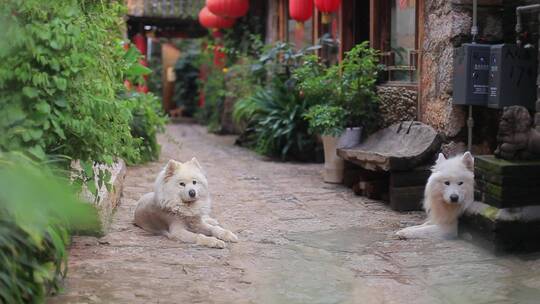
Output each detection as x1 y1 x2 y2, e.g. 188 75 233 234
49 124 540 304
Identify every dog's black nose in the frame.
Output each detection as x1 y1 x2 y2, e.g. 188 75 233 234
450 194 459 202
188 189 196 198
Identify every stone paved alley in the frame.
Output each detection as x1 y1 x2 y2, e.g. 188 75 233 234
50 124 540 304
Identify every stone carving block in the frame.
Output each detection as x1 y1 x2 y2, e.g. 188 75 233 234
495 106 540 160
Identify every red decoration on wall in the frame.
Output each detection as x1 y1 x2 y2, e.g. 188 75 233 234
198 6 236 30
207 0 249 18
314 0 341 24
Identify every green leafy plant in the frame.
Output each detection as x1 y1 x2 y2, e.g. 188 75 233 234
174 52 201 116
195 63 227 133
338 42 381 132
230 42 324 161
0 1 137 163
0 0 166 201
296 42 381 134
0 0 164 168
123 92 167 163
234 79 317 160
303 104 347 137
0 152 99 303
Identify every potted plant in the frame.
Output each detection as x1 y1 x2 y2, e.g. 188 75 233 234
303 104 348 183
296 42 381 183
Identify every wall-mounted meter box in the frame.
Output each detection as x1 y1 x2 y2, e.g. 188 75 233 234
488 44 537 110
453 44 491 106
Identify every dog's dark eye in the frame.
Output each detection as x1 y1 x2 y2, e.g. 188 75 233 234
444 181 450 185
193 180 197 185
179 182 185 187
458 181 464 185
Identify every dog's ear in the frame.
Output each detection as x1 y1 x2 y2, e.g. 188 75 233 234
436 153 446 164
189 157 203 170
462 151 474 171
188 157 206 177
164 159 180 181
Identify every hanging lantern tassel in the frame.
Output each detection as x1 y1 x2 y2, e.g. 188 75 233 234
212 29 223 38
321 13 331 24
295 22 305 47
315 0 341 24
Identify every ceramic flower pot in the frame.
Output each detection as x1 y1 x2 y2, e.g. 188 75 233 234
337 127 362 149
321 127 363 184
322 135 344 183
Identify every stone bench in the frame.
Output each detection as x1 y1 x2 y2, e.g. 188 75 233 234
338 121 442 211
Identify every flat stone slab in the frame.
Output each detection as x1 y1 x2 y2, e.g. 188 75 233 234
337 122 441 171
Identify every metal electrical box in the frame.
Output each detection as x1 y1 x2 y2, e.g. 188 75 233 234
453 44 491 106
488 44 537 110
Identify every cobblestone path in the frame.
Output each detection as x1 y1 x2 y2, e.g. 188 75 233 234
50 123 540 304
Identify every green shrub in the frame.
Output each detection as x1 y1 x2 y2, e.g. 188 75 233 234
0 0 163 165
234 79 317 160
123 92 167 163
295 42 381 134
303 104 347 137
174 52 200 116
196 64 226 133
231 43 324 160
0 152 99 303
292 55 333 102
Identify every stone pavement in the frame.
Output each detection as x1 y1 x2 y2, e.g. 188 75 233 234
50 124 540 304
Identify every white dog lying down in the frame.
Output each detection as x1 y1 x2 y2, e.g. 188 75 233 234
134 158 238 248
396 152 475 240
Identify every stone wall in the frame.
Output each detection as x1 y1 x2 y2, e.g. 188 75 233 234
420 0 510 154
376 86 417 128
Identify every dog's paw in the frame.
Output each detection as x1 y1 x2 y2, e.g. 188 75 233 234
220 230 238 243
197 235 226 249
171 205 182 215
395 227 413 240
204 217 220 226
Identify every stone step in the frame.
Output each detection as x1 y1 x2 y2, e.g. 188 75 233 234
475 155 540 177
476 179 540 204
459 210 540 254
475 168 540 186
478 191 540 208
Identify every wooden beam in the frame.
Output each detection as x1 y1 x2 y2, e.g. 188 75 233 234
369 0 378 49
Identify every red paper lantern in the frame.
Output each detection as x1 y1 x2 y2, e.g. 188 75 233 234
207 0 249 18
314 0 341 23
198 6 236 30
289 0 313 47
289 0 313 23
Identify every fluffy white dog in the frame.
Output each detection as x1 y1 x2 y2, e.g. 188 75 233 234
396 152 475 240
134 158 238 248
